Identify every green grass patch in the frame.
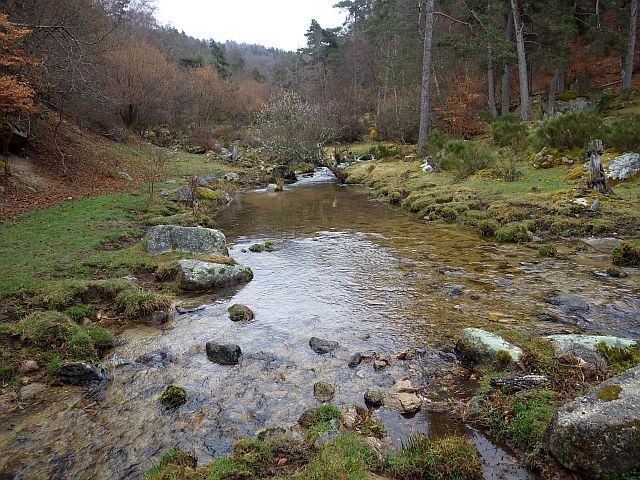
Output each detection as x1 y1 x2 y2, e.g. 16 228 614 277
612 241 640 267
596 342 640 374
144 449 197 480
385 434 481 480
296 432 373 480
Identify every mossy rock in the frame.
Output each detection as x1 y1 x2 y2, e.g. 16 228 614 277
495 221 534 243
195 187 228 203
228 304 254 322
538 244 557 257
612 241 640 267
160 385 187 408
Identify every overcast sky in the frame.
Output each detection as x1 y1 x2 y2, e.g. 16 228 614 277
153 0 347 51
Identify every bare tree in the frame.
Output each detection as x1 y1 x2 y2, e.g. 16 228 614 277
417 0 435 157
510 0 530 120
622 0 638 96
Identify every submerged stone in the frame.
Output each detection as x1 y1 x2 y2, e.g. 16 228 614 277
309 337 338 354
206 342 242 365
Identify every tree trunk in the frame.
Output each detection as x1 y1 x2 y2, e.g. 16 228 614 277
501 11 514 116
417 0 435 157
488 61 498 119
622 0 638 96
510 0 530 120
547 34 568 116
587 139 612 194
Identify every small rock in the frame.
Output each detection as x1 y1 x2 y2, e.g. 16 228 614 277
18 360 39 374
149 311 168 325
348 352 363 368
373 359 389 370
364 389 384 408
395 349 416 361
313 381 336 402
177 260 253 291
228 304 254 322
314 430 341 448
116 171 133 181
309 337 338 354
490 375 551 393
383 379 421 413
340 405 360 429
18 382 47 400
135 349 173 367
277 458 288 467
160 385 187 408
59 362 107 386
206 342 241 365
365 437 385 462
447 286 464 297
224 172 240 182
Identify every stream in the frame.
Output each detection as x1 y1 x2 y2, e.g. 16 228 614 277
1 168 639 479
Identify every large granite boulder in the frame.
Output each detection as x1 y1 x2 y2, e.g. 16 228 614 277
455 328 522 367
544 365 640 479
177 260 253 291
147 225 228 256
546 335 637 367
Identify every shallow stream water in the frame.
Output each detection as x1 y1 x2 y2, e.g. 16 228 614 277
1 168 639 479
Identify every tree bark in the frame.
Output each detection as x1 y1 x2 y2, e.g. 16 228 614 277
488 59 498 119
547 34 568 116
501 11 514 116
622 0 638 96
510 0 530 120
417 0 435 157
587 139 612 194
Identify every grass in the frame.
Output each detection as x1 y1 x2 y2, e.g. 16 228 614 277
612 241 640 267
596 342 640 374
385 434 481 480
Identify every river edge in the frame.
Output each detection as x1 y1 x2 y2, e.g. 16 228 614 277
1 167 639 479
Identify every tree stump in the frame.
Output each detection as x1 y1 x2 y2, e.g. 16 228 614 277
587 139 612 194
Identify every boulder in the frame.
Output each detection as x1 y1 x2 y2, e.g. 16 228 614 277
147 225 228 256
546 334 637 367
18 360 39 374
554 97 595 115
607 152 640 181
313 381 336 402
228 304 255 322
206 342 242 365
340 405 361 429
364 389 384 408
309 337 338 354
172 185 195 203
543 365 640 479
177 260 253 291
580 237 624 252
224 172 240 182
384 379 421 413
59 362 107 386
116 171 133 181
455 328 523 367
269 165 297 184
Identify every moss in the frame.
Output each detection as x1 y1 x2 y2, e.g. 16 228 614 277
538 244 557 257
385 434 481 480
495 221 533 243
596 385 622 402
160 385 187 409
612 241 640 267
195 187 228 203
596 342 640 374
496 349 513 367
228 304 254 322
249 240 275 253
477 219 499 237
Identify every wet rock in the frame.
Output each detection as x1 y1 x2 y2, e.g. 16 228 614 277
160 385 187 408
269 164 297 184
116 171 133 181
228 304 255 322
59 362 107 386
18 382 47 400
177 260 253 291
313 381 336 402
18 360 39 374
364 389 384 408
384 379 421 413
309 337 338 354
546 334 637 367
314 430 341 448
395 349 416 361
495 279 513 288
455 328 522 367
136 350 173 367
348 352 363 368
175 303 206 314
373 359 389 370
446 286 464 297
544 365 640 479
546 293 590 313
147 225 228 256
149 311 169 325
206 342 242 365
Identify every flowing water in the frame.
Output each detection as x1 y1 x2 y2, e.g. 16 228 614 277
1 168 639 479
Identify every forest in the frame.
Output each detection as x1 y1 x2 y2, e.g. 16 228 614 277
1 1 640 480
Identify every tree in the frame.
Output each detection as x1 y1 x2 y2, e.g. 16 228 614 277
510 0 530 120
209 40 230 78
622 0 638 96
417 0 435 156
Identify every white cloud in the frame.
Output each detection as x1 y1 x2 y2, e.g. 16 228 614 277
153 0 347 51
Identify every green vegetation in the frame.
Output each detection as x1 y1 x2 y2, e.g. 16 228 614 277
603 114 640 152
385 434 481 480
538 244 557 257
301 405 342 442
144 449 197 480
612 241 640 267
596 342 640 374
160 385 187 408
596 384 622 402
491 115 528 150
535 112 602 150
297 432 373 480
439 140 495 179
249 240 276 253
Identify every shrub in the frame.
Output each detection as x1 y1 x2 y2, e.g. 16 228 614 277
385 434 481 479
491 115 528 149
420 128 450 156
535 112 603 150
477 219 499 237
439 140 494 179
369 143 402 159
603 114 640 152
612 241 640 267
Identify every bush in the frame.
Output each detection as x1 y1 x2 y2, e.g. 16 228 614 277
491 115 528 149
603 114 640 152
439 140 494 179
368 143 402 159
612 241 640 267
477 219 499 237
535 112 603 150
420 128 450 156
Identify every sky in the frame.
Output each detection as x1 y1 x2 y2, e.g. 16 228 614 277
153 0 348 51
